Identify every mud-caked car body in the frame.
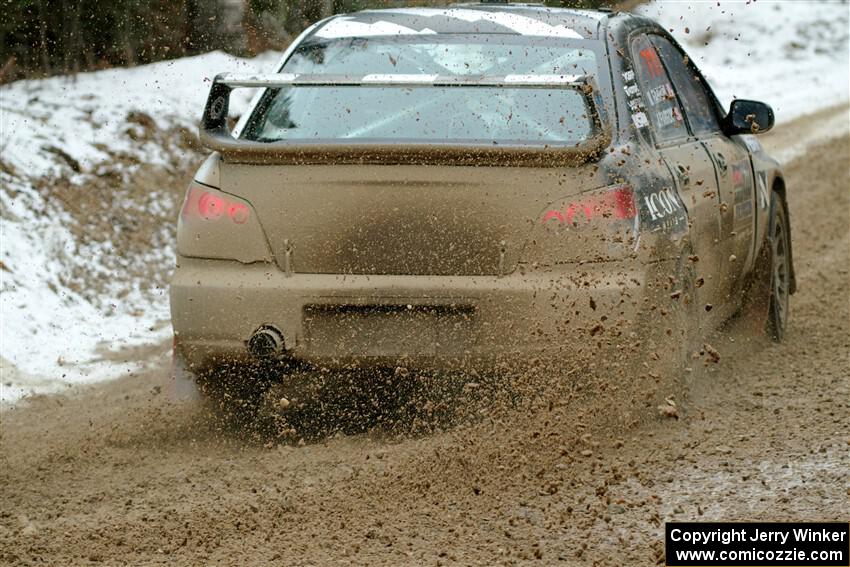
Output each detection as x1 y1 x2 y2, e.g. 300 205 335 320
170 3 794 388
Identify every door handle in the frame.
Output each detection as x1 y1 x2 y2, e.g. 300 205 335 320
676 163 690 186
715 152 728 174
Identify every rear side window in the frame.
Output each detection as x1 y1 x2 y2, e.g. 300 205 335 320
630 34 686 144
650 35 721 136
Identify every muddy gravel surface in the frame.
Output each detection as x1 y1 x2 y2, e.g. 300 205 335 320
2 126 848 566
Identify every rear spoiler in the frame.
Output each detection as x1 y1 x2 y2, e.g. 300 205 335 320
199 73 609 167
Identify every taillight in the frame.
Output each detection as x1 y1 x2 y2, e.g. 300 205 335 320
197 192 224 219
526 185 643 266
176 181 271 263
182 183 250 224
610 186 638 220
541 185 636 226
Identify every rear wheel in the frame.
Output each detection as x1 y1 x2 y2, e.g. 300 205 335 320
766 193 791 341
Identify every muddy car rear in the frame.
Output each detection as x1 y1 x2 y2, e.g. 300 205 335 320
170 5 789 389
170 157 658 371
171 32 663 373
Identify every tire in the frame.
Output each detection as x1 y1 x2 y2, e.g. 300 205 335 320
766 192 791 341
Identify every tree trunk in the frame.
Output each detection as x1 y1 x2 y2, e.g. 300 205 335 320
38 0 50 76
319 0 334 19
242 0 262 56
119 1 137 66
69 1 81 77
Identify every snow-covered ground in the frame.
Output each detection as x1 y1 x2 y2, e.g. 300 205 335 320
1 51 281 403
1 1 848 404
637 0 850 123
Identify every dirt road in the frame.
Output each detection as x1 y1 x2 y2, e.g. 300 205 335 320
2 115 848 565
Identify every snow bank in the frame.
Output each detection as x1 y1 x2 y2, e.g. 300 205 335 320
637 0 849 123
1 50 279 180
1 1 848 404
1 50 280 403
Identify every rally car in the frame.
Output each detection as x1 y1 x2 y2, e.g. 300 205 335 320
170 3 794 401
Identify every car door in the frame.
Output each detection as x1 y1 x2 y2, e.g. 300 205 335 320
629 33 726 314
650 35 756 305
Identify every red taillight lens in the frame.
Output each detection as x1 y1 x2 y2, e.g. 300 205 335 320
609 186 637 220
226 202 250 224
198 191 225 220
541 185 636 226
182 183 251 225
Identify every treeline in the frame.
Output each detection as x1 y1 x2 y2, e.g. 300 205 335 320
0 0 323 83
1 0 616 84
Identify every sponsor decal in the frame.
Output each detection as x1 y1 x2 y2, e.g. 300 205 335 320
324 6 585 38
632 112 650 128
731 164 746 187
315 17 439 38
621 66 647 130
734 200 753 221
756 170 769 209
728 164 754 227
653 106 684 128
642 186 684 222
646 82 676 106
641 81 684 129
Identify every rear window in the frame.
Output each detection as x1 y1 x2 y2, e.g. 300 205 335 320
242 36 601 145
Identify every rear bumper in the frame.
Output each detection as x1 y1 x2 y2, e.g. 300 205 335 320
170 257 673 373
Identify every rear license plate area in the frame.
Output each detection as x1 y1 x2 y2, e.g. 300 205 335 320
303 304 474 357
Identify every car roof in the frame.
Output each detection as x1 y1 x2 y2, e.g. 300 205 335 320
312 5 610 41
